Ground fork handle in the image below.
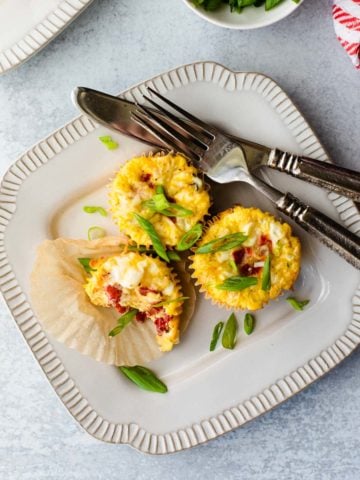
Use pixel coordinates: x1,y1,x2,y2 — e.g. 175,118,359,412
276,192,360,269
268,149,360,202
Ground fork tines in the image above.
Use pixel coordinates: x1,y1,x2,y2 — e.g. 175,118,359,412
131,87,215,162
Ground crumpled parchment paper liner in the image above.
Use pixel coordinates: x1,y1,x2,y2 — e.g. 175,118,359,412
30,236,195,366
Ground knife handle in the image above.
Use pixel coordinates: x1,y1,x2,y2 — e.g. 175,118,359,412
268,149,360,202
276,192,360,269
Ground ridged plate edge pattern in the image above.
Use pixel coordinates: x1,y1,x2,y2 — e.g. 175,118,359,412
0,0,94,75
0,62,359,454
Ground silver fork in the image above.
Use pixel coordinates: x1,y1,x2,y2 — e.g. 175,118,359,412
131,87,360,270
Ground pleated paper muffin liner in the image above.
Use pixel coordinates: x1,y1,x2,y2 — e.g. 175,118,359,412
31,236,195,366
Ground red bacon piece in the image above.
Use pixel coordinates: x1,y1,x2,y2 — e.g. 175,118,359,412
105,285,121,305
140,172,154,188
139,286,159,296
154,314,172,335
148,306,162,316
233,248,245,265
105,285,127,314
140,173,151,182
135,311,147,323
259,234,272,251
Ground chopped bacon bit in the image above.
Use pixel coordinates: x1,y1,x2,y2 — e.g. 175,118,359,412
139,286,159,296
136,311,147,323
105,285,127,313
240,264,261,277
148,306,162,316
232,236,272,276
259,234,272,251
233,248,245,265
154,314,172,335
147,306,173,335
140,172,151,183
117,305,128,314
105,285,121,305
139,173,154,188
259,234,268,245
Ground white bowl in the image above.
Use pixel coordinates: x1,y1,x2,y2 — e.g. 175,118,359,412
182,0,303,30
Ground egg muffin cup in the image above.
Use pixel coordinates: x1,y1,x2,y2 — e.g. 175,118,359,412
190,206,301,311
84,250,185,352
109,152,211,247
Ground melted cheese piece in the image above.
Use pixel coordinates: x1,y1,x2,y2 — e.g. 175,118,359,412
107,254,146,289
216,251,232,263
269,221,285,246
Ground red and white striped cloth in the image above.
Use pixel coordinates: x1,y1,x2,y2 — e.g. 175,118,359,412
333,0,360,69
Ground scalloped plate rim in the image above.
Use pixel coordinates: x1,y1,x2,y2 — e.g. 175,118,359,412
0,0,95,76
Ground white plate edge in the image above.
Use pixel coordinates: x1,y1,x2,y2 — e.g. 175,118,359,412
0,61,359,454
0,0,95,75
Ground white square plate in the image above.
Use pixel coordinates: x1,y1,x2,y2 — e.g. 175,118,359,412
1,62,359,454
0,0,94,75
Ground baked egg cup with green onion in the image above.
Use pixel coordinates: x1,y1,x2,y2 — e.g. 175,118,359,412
109,152,211,247
190,206,301,311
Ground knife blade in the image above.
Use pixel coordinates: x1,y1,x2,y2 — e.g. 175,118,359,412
73,86,270,164
73,87,164,148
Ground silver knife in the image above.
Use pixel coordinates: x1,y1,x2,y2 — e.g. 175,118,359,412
73,87,360,202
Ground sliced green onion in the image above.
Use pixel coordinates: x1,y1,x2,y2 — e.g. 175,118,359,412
191,0,294,13
222,313,238,350
177,223,203,251
99,135,118,150
196,232,247,254
126,245,152,253
108,309,138,337
154,296,189,307
143,185,193,217
261,255,271,291
119,365,167,393
209,321,224,351
229,258,238,273
191,0,223,10
216,276,258,291
133,213,169,262
244,313,255,335
145,193,169,212
155,185,165,195
287,297,310,311
265,0,283,11
167,251,181,261
83,205,107,216
162,204,193,217
87,226,106,240
126,244,180,261
78,257,96,274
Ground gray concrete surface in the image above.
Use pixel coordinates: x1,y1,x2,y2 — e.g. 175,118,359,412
0,0,359,478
